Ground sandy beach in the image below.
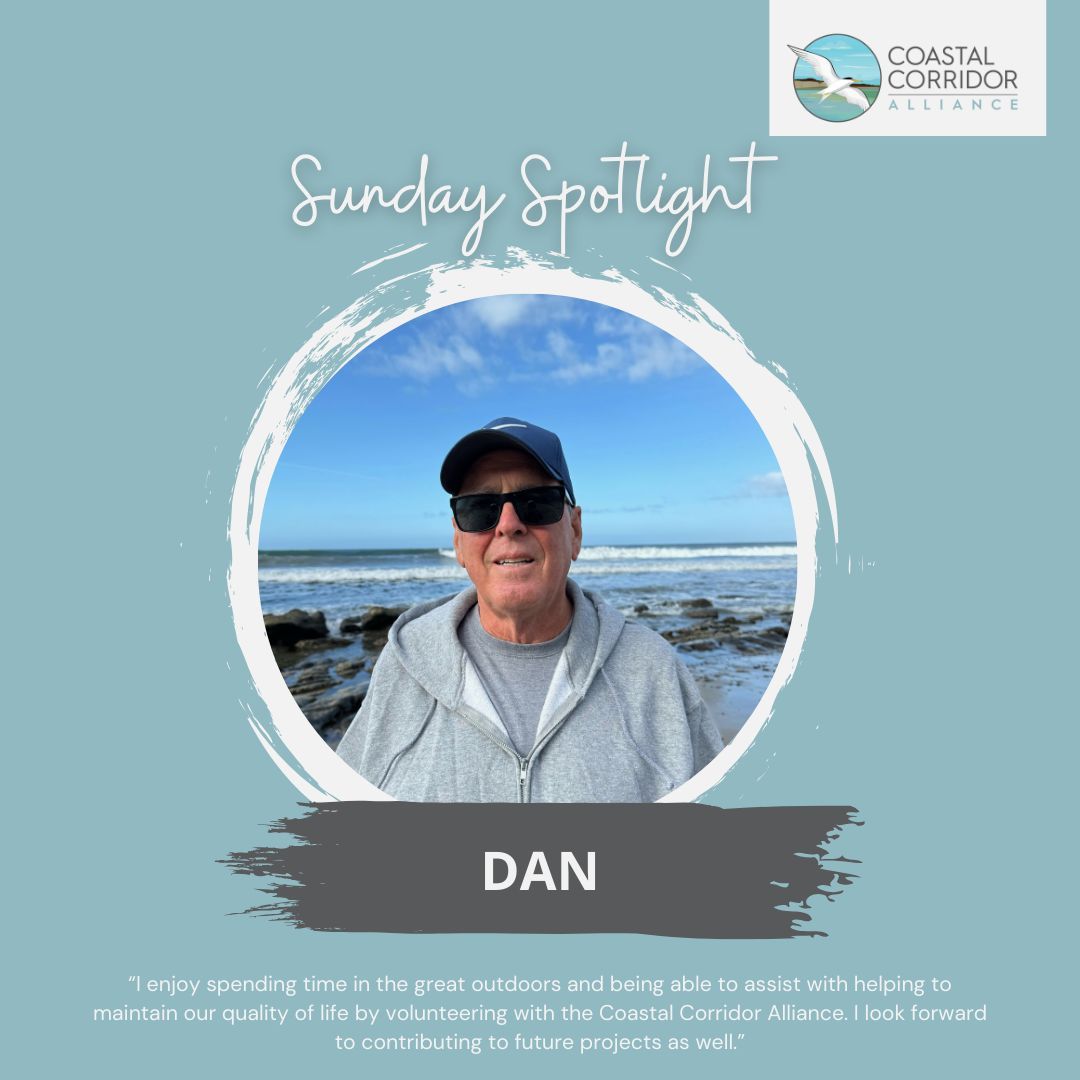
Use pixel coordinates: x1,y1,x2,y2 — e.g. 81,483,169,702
700,678,773,744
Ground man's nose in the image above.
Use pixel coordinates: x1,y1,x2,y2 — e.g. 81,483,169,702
495,498,527,534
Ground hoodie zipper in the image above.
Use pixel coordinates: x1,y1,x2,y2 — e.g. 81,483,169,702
515,692,584,802
516,644,594,802
455,709,530,802
457,695,582,803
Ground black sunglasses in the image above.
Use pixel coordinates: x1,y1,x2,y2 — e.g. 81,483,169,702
451,485,571,533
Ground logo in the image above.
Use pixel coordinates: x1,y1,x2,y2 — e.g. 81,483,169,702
769,1,1044,136
789,34,881,122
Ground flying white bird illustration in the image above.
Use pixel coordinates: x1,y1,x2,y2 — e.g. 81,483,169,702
788,44,871,112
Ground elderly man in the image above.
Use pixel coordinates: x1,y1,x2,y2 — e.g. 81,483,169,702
337,417,723,802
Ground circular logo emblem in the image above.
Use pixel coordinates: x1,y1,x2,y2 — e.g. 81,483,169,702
789,34,881,122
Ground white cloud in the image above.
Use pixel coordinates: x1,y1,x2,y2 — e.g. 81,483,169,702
586,503,664,515
368,298,705,390
709,472,789,500
545,328,575,362
743,471,787,497
547,341,620,383
366,333,485,381
467,295,538,332
548,325,701,383
623,335,701,381
451,294,587,336
592,312,628,336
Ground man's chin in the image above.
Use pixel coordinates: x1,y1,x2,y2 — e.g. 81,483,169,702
479,581,558,617
486,587,543,613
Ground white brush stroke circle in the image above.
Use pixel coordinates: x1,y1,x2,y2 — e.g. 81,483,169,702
228,254,837,803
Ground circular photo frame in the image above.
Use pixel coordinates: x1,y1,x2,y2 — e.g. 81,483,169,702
228,256,836,803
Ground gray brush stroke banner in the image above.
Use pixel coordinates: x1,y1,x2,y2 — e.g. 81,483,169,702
223,804,860,937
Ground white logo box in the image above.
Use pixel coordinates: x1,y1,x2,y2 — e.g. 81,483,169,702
769,0,1046,136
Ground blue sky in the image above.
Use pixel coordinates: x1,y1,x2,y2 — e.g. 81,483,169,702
261,296,795,549
794,34,881,85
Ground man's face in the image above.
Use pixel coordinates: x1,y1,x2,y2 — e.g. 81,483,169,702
452,449,583,628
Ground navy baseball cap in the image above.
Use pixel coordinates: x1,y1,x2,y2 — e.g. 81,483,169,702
440,417,576,505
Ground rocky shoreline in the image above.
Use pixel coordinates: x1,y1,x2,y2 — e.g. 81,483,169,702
265,599,791,750
265,605,407,748
649,598,791,654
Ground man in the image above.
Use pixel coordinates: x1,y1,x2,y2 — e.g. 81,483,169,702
337,417,723,802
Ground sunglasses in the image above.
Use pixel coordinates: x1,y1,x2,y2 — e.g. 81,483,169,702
451,485,571,533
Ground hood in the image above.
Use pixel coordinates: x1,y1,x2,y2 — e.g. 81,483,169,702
385,577,626,713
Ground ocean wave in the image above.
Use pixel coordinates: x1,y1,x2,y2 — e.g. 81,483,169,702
577,544,794,560
574,560,792,575
260,565,470,585
259,558,793,585
437,544,795,561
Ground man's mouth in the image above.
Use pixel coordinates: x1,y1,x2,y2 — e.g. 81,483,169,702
495,557,534,566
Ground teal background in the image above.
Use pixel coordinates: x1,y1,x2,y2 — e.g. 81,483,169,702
8,2,1074,1076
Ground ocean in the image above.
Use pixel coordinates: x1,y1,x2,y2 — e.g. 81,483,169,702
259,542,797,690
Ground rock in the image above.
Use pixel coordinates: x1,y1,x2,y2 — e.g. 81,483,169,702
361,629,391,652
290,662,335,695
633,603,649,613
301,678,370,731
687,605,719,620
662,619,739,646
341,606,407,634
264,609,328,647
733,627,787,652
334,657,366,679
734,638,770,654
272,635,353,671
677,598,722,619
293,635,351,655
662,612,788,654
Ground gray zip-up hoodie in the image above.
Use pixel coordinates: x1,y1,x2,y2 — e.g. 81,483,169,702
337,578,724,802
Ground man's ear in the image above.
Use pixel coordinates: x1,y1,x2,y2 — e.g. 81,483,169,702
570,505,583,561
452,519,466,567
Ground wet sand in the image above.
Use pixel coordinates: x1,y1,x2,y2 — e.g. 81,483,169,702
700,678,770,744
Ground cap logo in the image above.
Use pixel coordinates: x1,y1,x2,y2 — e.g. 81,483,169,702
487,423,528,430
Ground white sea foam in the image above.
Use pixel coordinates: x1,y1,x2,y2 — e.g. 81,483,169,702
259,558,793,585
576,544,794,560
260,565,470,584
436,544,794,561
573,559,791,575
